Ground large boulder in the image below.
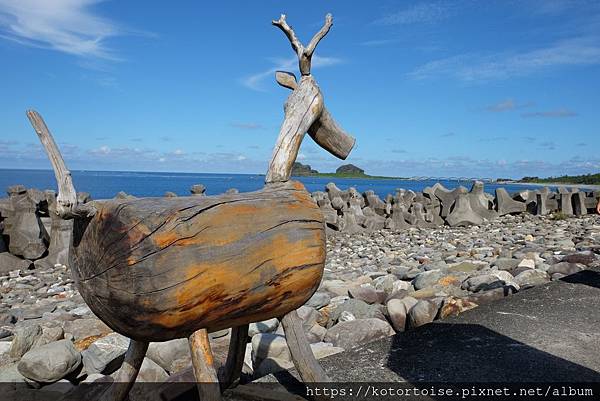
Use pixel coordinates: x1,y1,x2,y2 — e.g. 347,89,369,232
324,318,395,349
446,194,484,227
146,338,190,373
82,333,130,374
0,252,33,275
495,188,526,216
17,339,81,383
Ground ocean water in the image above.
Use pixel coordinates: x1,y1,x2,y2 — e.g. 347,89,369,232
0,169,568,200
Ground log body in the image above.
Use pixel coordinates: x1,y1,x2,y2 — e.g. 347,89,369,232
71,181,325,341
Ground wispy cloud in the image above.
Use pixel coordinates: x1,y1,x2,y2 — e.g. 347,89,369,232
242,55,343,91
521,108,578,118
230,122,264,130
440,132,456,137
486,99,515,112
0,0,126,60
409,37,600,82
373,3,450,26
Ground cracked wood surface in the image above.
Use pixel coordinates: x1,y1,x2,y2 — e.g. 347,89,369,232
71,181,326,341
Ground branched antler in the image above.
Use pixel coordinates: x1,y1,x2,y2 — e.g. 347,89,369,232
305,13,333,57
272,13,333,75
272,14,303,56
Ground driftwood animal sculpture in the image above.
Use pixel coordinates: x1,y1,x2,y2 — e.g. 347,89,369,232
28,13,354,401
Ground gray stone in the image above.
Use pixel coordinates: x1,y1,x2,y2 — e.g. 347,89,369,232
18,339,81,383
146,338,190,373
330,299,386,327
9,324,42,358
190,184,206,195
254,357,294,378
572,192,587,216
248,318,279,337
407,300,439,329
305,292,330,309
496,188,526,216
513,269,550,288
0,363,27,384
547,262,584,276
434,184,468,217
563,252,596,266
492,258,520,271
348,285,385,304
0,252,33,275
296,306,320,330
82,332,130,374
306,324,327,343
62,318,112,341
462,274,504,292
446,194,484,227
412,270,445,290
251,333,290,368
558,192,573,216
324,318,395,350
386,298,408,332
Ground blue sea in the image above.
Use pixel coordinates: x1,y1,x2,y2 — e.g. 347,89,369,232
0,169,567,200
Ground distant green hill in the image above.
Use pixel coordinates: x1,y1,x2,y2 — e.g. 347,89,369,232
520,173,600,185
291,162,403,180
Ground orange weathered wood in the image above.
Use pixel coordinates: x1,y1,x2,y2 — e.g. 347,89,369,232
71,181,326,341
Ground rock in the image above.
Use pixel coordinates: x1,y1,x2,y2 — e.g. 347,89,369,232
134,357,169,382
321,279,349,296
386,299,408,332
407,300,440,329
513,269,550,288
329,299,386,327
43,379,76,394
310,342,344,359
82,332,130,374
248,318,279,337
34,326,64,348
339,311,356,322
296,306,320,330
190,184,206,195
446,194,484,227
63,318,112,341
0,252,33,274
563,251,596,266
517,258,536,269
495,188,526,216
0,341,12,358
305,292,330,309
324,318,395,349
306,323,327,343
492,258,520,271
547,262,584,276
254,357,294,378
251,333,290,368
448,261,481,274
412,270,445,290
439,297,478,319
348,285,385,304
462,274,504,292
17,339,81,383
146,338,190,373
164,191,177,197
0,363,27,384
9,324,42,358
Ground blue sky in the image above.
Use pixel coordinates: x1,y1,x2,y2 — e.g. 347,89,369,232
0,0,598,179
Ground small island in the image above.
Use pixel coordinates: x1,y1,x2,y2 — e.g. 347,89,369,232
519,173,600,186
291,162,401,179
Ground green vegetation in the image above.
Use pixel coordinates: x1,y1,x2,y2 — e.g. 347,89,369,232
291,162,403,180
520,173,600,185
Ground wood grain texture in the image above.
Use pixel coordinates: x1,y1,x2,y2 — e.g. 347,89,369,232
98,339,148,401
71,181,325,341
189,329,221,401
266,76,324,183
219,324,248,390
280,310,329,382
27,110,97,219
275,71,355,160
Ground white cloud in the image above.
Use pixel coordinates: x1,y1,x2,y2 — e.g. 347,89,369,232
242,55,343,91
521,108,578,118
409,37,600,82
0,0,121,59
373,3,450,26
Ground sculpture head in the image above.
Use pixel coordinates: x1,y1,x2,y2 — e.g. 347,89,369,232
265,14,356,184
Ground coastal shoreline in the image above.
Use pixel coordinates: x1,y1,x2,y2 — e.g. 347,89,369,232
511,181,600,190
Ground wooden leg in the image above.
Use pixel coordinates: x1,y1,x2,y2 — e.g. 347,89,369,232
189,329,221,401
218,324,248,390
280,310,329,382
99,339,148,401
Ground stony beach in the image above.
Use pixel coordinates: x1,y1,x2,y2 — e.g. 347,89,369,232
0,211,598,398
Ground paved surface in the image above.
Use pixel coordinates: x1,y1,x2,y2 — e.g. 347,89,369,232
224,268,600,401
224,268,600,399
